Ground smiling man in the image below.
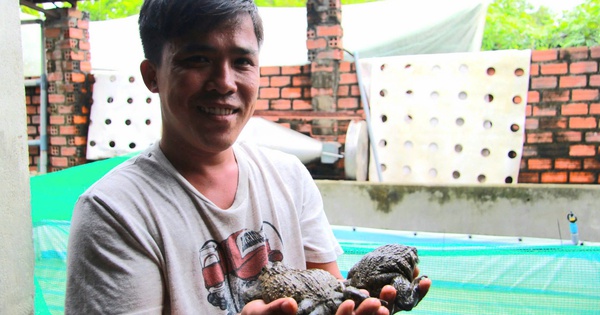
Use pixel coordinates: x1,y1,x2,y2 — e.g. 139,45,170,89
64,0,429,314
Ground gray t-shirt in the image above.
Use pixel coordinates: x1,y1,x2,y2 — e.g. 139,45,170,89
65,142,342,314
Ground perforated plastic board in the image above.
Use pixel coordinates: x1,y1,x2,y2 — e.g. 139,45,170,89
86,71,162,160
364,50,531,184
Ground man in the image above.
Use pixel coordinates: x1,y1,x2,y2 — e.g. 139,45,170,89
65,0,430,314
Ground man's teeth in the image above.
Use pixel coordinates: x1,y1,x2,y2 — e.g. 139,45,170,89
200,107,235,115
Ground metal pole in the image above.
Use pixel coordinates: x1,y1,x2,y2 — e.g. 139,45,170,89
354,51,383,182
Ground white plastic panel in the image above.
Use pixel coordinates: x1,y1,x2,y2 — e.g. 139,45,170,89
364,50,531,184
86,71,162,160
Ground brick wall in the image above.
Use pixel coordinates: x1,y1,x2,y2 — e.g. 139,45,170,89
256,61,363,179
519,46,600,184
26,84,41,172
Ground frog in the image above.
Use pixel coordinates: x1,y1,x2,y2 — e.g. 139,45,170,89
344,244,425,312
243,261,372,315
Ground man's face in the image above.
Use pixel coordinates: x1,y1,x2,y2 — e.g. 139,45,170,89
147,14,260,155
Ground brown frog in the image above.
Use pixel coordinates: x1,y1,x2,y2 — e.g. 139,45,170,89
244,244,423,314
243,261,372,315
344,244,425,312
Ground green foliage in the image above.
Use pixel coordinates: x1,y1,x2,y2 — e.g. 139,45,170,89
20,0,599,49
482,0,600,50
76,0,143,21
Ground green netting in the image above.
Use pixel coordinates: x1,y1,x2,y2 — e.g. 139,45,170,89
30,153,134,223
31,155,600,314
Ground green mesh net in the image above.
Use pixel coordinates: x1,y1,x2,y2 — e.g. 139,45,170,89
31,155,600,314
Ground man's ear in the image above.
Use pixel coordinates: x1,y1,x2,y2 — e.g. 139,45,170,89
140,59,159,93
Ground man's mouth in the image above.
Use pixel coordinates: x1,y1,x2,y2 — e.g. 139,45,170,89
198,107,237,115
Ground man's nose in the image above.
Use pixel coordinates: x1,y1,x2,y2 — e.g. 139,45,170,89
207,63,237,95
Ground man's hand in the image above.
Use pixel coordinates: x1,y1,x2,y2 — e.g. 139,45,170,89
240,297,298,315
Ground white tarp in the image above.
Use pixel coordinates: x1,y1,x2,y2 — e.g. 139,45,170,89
80,0,489,72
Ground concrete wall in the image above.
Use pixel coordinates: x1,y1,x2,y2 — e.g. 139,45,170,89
317,180,600,242
1,1,35,314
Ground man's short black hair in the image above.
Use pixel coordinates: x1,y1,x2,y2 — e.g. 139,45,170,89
138,0,264,65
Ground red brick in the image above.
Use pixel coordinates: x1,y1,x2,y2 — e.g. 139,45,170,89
292,75,311,87
260,66,280,75
49,137,67,146
337,85,350,96
281,87,302,98
559,75,587,88
570,144,596,156
532,105,557,116
562,103,588,115
585,131,600,142
316,25,343,37
556,131,582,142
527,91,539,103
591,46,600,58
539,117,567,129
339,62,352,72
590,75,600,87
316,49,343,60
555,158,581,170
527,132,552,143
259,76,269,87
281,66,302,75
530,64,539,76
51,156,69,167
570,117,597,129
61,146,77,156
292,99,313,111
528,158,552,170
270,76,291,87
67,8,83,18
49,115,65,125
306,38,327,50
255,99,269,110
583,157,600,170
77,19,89,30
44,28,62,39
525,118,539,130
259,88,279,99
540,63,568,75
73,115,88,124
561,47,589,60
59,125,78,135
271,99,291,110
518,172,539,183
79,40,91,51
572,89,599,101
570,61,598,74
337,97,359,109
541,172,567,183
570,172,595,183
311,87,334,97
542,90,570,102
531,76,557,89
350,85,361,96
590,103,600,114
65,28,84,39
339,73,357,85
532,49,558,62
48,94,65,104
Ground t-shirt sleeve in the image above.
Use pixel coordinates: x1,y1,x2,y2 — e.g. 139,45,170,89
65,193,164,315
295,163,344,264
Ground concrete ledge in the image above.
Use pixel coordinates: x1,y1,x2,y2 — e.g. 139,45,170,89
316,180,600,242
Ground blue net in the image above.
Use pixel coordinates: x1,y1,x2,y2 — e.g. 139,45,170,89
31,156,600,314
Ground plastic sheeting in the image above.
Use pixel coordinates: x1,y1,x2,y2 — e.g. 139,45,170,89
83,0,489,71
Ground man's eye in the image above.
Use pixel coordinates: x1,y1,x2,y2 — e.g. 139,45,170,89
235,58,253,66
184,56,209,64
